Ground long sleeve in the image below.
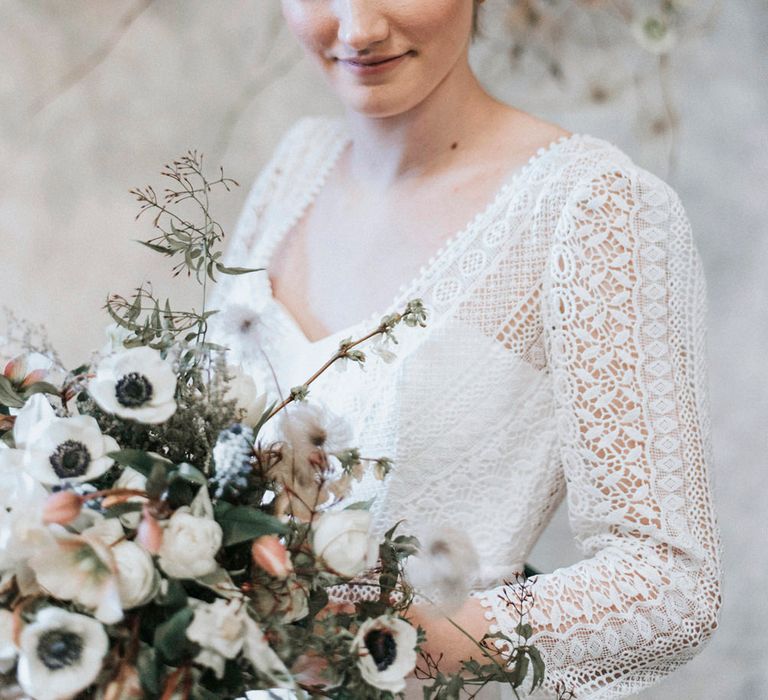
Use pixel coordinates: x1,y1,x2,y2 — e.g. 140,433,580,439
476,166,723,698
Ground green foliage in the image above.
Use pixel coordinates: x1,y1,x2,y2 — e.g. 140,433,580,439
214,502,289,546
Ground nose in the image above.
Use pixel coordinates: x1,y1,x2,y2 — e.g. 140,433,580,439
335,0,389,51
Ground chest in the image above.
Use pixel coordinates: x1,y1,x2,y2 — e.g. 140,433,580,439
268,157,513,342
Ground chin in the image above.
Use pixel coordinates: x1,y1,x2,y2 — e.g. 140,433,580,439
334,83,427,120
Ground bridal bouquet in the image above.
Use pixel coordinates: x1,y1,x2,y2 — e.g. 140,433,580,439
0,154,544,699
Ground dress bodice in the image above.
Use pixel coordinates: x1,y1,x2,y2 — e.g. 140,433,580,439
211,116,722,699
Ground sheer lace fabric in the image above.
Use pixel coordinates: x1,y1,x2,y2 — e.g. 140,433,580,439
210,117,722,699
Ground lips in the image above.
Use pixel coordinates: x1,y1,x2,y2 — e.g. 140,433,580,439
339,53,408,66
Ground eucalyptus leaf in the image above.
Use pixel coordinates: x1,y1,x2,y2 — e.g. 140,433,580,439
153,607,194,663
217,506,288,547
0,376,24,408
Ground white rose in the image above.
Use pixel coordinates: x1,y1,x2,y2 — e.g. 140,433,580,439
0,609,17,673
350,615,418,694
312,509,378,578
113,541,160,609
158,510,223,579
186,599,245,678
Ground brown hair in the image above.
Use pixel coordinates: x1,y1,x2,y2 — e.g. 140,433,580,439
472,1,481,40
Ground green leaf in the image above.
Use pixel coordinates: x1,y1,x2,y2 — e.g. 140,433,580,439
214,263,263,276
515,622,533,640
20,381,61,399
155,578,188,609
153,607,194,663
108,449,173,478
138,240,174,255
137,648,163,694
0,376,24,408
172,462,207,486
166,477,195,508
217,506,288,547
344,499,374,512
103,502,144,520
146,462,169,500
527,645,546,690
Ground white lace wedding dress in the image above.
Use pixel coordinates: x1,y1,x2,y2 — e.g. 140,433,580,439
210,116,722,699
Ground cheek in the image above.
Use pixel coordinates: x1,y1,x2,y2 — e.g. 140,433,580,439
397,0,470,44
281,2,337,56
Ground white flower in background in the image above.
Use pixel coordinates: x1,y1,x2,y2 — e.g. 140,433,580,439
186,598,293,686
113,540,160,609
0,608,17,673
19,412,119,485
186,598,247,679
17,607,108,700
113,466,148,528
29,519,123,624
312,509,379,578
369,338,397,364
12,393,56,448
102,322,132,355
350,615,418,693
631,13,678,54
89,346,177,424
0,447,49,578
226,365,268,428
220,303,262,346
158,508,223,579
403,526,480,616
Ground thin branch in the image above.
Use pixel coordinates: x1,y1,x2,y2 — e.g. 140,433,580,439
30,0,156,116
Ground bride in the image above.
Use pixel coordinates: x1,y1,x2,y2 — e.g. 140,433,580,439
212,1,722,697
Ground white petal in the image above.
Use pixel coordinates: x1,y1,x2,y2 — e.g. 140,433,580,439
13,394,56,448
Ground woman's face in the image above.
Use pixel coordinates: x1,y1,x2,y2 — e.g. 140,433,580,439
280,0,475,118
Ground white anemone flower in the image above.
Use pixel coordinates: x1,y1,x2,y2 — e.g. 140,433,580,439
28,520,124,624
403,526,480,616
89,346,177,424
350,615,418,694
17,607,109,700
19,413,119,485
0,609,17,673
0,446,50,579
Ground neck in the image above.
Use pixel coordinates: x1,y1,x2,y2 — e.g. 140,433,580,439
342,53,503,189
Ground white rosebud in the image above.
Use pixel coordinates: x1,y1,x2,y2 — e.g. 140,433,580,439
113,541,160,609
312,509,379,578
186,598,246,679
89,346,177,424
0,609,18,673
350,615,418,693
226,365,268,428
158,509,223,579
17,607,109,700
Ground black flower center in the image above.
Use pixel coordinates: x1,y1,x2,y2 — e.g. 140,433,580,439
364,628,397,672
115,372,153,408
37,629,83,670
49,440,92,479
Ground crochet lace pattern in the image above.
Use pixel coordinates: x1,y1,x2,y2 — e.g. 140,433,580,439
209,117,722,699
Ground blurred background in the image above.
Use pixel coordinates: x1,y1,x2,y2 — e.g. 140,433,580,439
0,1,765,697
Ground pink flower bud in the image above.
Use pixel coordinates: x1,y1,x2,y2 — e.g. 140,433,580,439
42,491,82,525
136,507,163,554
251,535,293,580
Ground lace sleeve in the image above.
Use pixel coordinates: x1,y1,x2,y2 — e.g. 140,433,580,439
475,167,723,698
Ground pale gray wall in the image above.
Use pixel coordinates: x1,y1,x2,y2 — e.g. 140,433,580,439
1,2,765,697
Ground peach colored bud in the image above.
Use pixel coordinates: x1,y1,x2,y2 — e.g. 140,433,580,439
251,535,293,580
136,506,163,554
42,491,82,525
291,651,331,688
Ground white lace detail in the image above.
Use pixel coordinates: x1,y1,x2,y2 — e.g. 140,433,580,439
209,117,722,699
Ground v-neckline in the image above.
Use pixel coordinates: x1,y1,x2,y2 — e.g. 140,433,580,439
261,120,582,347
